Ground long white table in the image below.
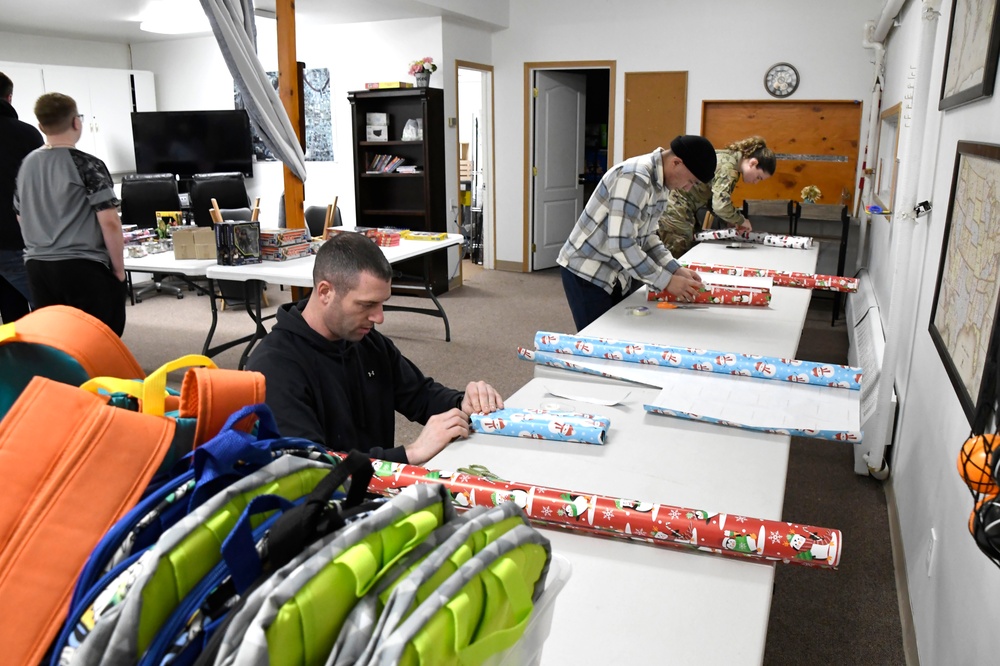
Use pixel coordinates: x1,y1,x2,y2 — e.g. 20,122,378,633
432,239,820,665
204,234,463,368
123,234,463,368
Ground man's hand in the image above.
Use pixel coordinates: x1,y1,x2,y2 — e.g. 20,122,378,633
461,380,504,415
403,408,471,465
739,218,753,232
666,267,703,302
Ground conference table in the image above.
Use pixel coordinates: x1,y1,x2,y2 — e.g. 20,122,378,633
429,239,821,665
124,233,463,368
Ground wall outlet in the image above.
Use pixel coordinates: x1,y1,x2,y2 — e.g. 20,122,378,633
925,527,938,577
449,198,458,211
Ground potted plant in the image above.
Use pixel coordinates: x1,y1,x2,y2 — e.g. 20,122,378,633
409,57,437,87
800,185,822,204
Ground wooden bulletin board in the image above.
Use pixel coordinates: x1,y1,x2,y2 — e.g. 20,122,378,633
623,72,687,160
701,100,864,210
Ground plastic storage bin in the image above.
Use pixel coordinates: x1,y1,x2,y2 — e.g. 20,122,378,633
488,553,572,666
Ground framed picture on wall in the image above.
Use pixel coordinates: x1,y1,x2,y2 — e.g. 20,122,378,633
939,0,1000,110
928,141,1000,424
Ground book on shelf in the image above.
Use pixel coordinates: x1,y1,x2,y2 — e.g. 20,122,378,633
395,165,421,174
364,81,414,89
365,154,406,173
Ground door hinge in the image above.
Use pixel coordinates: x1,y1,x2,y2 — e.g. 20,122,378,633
533,87,538,98
531,243,537,253
532,166,538,177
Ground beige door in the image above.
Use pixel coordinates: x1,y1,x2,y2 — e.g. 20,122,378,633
623,72,687,159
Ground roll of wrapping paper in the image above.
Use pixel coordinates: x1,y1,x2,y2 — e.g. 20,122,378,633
646,284,772,306
343,454,842,569
695,228,813,249
531,331,863,390
470,407,610,445
682,261,859,293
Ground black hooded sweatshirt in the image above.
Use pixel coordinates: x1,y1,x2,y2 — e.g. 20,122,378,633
0,99,44,251
246,300,464,462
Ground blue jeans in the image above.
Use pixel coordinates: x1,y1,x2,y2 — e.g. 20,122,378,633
560,267,638,332
0,249,32,322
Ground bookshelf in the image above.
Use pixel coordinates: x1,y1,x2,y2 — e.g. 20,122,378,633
348,88,448,294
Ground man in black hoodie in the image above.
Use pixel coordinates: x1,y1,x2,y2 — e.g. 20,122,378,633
0,72,43,323
247,232,504,465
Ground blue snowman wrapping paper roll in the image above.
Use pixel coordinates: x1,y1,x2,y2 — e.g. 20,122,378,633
470,407,610,445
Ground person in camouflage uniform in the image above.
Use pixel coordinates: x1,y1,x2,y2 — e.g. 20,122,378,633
657,136,776,256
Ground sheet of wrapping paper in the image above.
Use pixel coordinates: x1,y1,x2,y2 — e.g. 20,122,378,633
343,454,842,569
647,283,772,306
695,227,813,249
470,407,610,445
532,331,863,390
684,261,859,293
518,349,862,442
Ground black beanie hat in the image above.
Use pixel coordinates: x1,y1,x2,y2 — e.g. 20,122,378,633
669,135,717,183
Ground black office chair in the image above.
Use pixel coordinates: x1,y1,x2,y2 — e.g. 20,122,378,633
188,172,251,227
304,201,342,238
792,202,852,325
119,173,184,302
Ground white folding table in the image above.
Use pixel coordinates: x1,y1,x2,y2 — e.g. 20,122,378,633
204,234,463,368
431,239,822,665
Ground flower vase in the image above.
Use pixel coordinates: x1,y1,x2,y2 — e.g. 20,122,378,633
415,71,431,88
803,198,815,204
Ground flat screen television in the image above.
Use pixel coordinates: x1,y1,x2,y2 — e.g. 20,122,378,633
131,110,254,179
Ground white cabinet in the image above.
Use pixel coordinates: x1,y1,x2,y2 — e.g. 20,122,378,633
0,61,156,174
43,65,156,174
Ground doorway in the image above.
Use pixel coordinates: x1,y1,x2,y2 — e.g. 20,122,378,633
455,61,495,273
524,61,615,272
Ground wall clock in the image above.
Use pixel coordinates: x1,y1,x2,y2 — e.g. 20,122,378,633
764,63,799,98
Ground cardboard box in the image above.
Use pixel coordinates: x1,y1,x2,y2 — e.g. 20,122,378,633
261,241,311,261
259,227,308,247
215,220,261,266
172,227,215,260
366,125,389,141
365,112,388,125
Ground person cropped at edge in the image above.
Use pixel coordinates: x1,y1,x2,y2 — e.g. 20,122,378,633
15,92,127,335
658,136,777,257
0,71,44,323
557,134,717,332
246,232,504,466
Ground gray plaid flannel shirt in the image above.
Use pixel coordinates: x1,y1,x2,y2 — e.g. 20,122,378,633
557,148,681,295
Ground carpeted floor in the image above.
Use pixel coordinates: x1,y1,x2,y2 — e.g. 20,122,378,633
121,260,905,664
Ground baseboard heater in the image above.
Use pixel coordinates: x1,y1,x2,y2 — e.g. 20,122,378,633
846,268,897,476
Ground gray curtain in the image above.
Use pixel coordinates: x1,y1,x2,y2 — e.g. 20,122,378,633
199,0,307,181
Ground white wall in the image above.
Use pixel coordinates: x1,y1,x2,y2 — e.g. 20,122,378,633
0,29,130,68
872,1,1000,663
489,0,883,265
130,18,445,228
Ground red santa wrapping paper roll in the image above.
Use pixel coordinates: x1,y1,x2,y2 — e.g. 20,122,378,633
348,454,842,569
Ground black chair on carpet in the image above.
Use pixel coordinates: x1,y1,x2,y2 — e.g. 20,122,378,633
119,173,184,302
188,172,251,227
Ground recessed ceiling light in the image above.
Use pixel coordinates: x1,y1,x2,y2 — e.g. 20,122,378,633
138,0,210,35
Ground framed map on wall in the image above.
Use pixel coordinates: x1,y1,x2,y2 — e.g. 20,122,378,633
928,141,1000,424
939,0,1000,110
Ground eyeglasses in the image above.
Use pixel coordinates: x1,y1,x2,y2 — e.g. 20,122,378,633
76,113,85,123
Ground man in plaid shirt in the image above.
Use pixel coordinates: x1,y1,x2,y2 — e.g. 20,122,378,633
557,135,717,331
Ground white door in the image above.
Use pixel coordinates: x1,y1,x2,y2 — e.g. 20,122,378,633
531,71,586,270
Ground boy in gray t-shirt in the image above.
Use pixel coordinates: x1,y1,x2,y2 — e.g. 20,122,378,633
15,92,126,335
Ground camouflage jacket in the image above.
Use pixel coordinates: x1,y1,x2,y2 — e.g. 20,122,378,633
657,149,745,255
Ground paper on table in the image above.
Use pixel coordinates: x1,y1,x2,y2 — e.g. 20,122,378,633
698,274,773,290
647,369,860,432
543,382,632,406
528,353,861,439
